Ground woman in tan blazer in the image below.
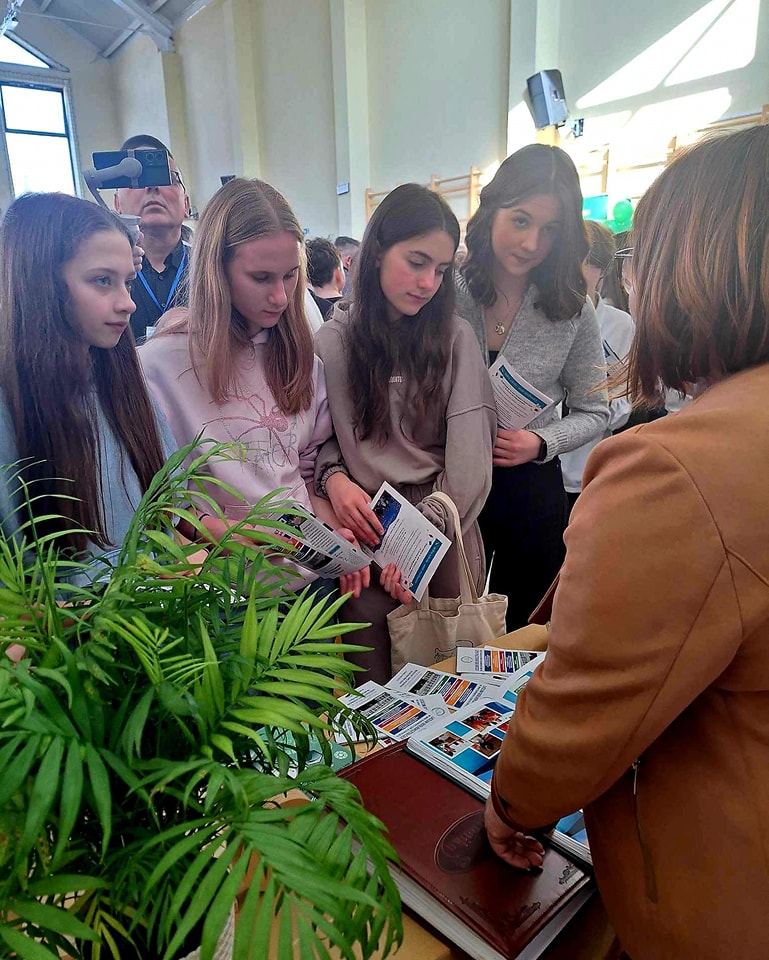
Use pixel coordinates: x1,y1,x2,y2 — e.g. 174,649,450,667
485,125,769,960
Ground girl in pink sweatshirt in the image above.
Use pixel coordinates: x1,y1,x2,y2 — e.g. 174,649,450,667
140,177,367,597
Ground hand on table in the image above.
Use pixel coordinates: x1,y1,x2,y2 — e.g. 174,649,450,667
492,429,543,467
484,796,545,871
326,473,384,548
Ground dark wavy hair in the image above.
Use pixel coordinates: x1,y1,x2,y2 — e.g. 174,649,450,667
0,193,166,554
461,144,587,320
348,184,460,443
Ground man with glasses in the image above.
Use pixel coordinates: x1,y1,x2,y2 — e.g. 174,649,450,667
114,134,191,341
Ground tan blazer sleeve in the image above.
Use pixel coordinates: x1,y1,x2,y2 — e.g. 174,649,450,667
491,429,744,830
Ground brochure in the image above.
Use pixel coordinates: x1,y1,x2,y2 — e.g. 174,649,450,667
455,647,541,675
362,482,451,600
488,357,555,430
335,680,439,743
405,654,592,867
267,504,369,579
388,663,495,710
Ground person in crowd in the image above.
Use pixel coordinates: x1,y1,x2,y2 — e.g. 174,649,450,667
0,193,175,583
485,125,769,960
561,220,634,510
598,228,630,313
334,235,360,297
306,237,345,319
139,177,368,598
456,143,609,630
114,134,191,342
315,184,496,682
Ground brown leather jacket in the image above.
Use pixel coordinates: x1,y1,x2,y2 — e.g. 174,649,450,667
491,364,769,960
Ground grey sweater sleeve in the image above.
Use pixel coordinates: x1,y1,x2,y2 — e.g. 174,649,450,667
532,300,610,461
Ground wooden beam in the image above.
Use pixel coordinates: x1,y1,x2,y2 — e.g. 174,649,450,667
101,0,168,58
105,0,173,51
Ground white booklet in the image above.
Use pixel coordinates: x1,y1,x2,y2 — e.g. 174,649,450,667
489,357,555,429
455,647,542,675
405,654,592,867
362,482,450,601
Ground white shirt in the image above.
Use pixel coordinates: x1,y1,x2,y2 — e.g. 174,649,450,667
561,298,635,493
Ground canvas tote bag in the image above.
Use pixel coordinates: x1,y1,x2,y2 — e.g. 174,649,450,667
387,492,508,674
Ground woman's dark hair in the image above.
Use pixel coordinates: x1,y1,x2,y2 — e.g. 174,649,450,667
0,192,166,554
629,125,769,400
348,183,460,443
461,144,587,320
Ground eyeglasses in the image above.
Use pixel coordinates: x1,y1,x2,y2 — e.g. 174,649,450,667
615,247,634,295
171,170,186,191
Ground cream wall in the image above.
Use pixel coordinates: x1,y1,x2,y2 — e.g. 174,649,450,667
111,33,170,149
366,0,510,190
252,0,338,236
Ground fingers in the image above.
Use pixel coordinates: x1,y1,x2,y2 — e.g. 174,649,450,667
380,564,413,603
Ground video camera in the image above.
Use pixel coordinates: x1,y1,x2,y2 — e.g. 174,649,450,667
82,149,174,242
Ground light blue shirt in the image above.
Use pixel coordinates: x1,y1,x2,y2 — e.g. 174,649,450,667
0,391,176,585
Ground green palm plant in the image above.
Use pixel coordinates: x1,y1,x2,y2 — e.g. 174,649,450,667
0,444,402,960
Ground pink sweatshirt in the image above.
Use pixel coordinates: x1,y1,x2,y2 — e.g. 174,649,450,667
139,329,332,516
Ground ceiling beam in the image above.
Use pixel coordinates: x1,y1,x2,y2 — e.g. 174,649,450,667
1,0,25,37
101,0,168,58
173,0,216,27
39,0,51,11
19,0,105,57
105,0,173,51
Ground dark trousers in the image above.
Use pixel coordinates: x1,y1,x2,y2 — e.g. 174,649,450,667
479,459,568,631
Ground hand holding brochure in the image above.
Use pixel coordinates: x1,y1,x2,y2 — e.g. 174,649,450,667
362,482,450,600
267,504,369,579
489,357,555,429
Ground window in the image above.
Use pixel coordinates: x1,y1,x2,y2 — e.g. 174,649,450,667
1,83,76,195
0,35,50,69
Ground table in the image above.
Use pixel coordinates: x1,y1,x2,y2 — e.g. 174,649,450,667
380,624,620,960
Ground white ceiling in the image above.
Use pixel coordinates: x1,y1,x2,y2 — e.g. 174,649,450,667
11,0,215,59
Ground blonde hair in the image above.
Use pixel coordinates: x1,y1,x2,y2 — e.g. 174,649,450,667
157,178,314,414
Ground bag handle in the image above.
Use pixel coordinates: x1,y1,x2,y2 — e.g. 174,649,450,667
420,491,478,607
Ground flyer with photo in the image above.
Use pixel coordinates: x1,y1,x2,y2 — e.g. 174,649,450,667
388,663,496,710
455,647,542,675
267,505,369,579
488,357,555,430
335,680,440,743
362,482,451,601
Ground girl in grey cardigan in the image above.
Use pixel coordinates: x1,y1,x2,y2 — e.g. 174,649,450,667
456,144,609,629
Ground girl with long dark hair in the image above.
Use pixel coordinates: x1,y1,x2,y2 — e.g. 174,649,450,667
0,192,172,581
315,184,496,682
457,144,609,628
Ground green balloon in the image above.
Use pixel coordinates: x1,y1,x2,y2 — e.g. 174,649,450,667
613,199,633,225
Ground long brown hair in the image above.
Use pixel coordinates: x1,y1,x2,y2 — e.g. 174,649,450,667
0,193,166,554
629,125,769,401
157,178,314,414
461,144,587,320
347,184,460,443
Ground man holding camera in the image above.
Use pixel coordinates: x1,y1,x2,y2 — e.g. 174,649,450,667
114,134,191,342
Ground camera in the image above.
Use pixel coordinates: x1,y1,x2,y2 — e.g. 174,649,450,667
90,149,172,190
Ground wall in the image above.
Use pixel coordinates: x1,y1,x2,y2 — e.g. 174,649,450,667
558,0,769,155
175,0,236,210
253,0,338,236
13,17,120,192
110,33,170,148
366,0,510,190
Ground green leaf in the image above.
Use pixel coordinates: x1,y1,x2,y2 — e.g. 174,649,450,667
52,737,85,867
0,925,61,960
0,734,41,806
85,743,112,857
18,734,64,862
6,900,99,942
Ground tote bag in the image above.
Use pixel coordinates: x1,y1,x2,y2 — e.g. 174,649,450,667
387,492,508,674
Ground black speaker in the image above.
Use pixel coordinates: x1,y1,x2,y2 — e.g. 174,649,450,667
526,70,569,129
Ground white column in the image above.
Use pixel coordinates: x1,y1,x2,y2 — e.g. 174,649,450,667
223,0,262,180
330,0,370,239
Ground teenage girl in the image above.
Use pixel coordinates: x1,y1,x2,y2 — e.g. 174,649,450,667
139,177,368,597
561,220,635,509
456,144,609,629
314,183,497,682
0,193,174,582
